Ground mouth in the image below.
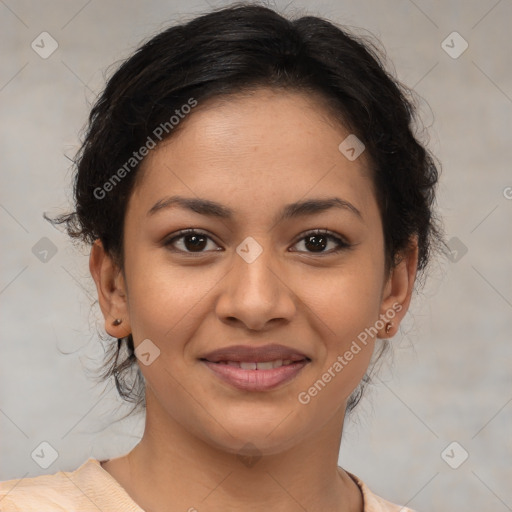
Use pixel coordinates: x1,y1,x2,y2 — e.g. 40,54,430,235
205,359,307,369
199,344,312,391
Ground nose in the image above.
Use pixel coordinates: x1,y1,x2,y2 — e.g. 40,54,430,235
215,243,297,331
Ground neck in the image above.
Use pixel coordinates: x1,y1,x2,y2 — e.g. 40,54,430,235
104,391,362,512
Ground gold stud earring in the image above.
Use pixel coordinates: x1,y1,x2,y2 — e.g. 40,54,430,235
385,322,393,334
112,318,123,326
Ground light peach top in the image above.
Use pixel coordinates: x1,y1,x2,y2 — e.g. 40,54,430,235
0,458,417,511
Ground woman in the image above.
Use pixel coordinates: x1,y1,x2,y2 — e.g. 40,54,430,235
0,3,444,511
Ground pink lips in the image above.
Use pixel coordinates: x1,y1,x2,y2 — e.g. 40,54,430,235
200,343,311,391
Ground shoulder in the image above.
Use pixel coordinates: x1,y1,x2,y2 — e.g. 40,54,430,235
0,458,141,512
346,471,419,512
0,467,81,511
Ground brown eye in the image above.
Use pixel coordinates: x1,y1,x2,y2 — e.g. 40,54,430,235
164,229,221,253
291,230,351,255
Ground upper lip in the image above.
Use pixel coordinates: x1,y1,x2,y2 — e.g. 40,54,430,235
200,344,311,363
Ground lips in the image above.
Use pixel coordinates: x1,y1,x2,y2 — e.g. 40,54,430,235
199,344,311,391
217,360,296,370
200,343,311,364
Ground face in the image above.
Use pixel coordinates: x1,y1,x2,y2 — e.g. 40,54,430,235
91,88,416,456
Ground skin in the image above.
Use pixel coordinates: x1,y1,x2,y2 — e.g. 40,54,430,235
90,88,418,512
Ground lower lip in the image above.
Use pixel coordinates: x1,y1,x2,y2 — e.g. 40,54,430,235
202,360,309,391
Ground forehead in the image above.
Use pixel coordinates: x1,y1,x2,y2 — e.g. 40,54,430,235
130,88,376,223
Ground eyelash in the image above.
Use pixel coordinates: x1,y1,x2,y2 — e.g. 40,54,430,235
163,228,351,256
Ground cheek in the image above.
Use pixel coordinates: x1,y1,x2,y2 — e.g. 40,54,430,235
315,257,383,339
306,258,383,391
293,293,379,426
124,251,222,347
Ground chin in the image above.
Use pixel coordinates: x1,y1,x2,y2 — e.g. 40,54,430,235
197,412,310,457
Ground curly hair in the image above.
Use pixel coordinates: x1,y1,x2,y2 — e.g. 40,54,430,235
47,2,445,417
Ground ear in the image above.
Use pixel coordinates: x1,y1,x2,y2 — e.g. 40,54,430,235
89,239,131,339
378,236,419,338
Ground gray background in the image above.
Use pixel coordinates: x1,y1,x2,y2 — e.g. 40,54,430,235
1,1,511,511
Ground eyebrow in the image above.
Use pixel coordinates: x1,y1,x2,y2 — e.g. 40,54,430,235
147,195,363,224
